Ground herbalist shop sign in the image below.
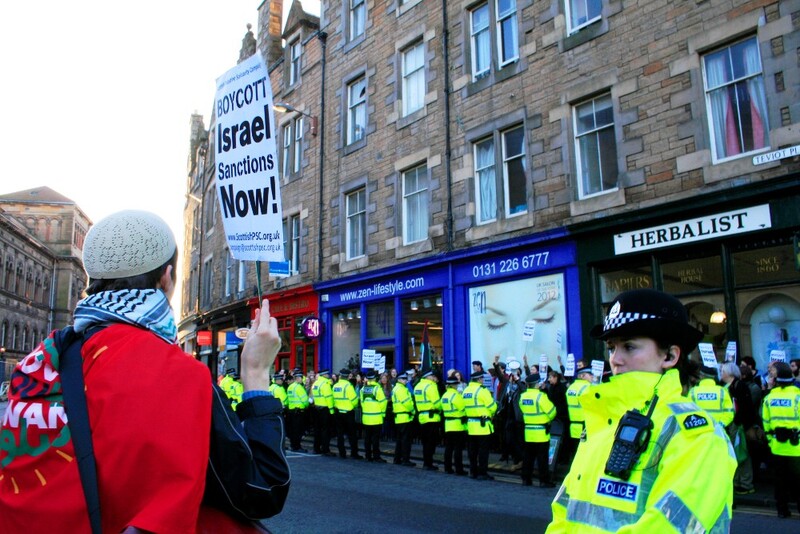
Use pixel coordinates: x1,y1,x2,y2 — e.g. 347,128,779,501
614,205,772,255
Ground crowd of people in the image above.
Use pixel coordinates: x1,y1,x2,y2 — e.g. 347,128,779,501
217,350,602,488
217,290,800,527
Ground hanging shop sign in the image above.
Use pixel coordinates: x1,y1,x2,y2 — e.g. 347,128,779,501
197,330,213,346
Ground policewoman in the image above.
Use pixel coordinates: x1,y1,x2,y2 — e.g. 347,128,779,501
760,361,800,518
547,289,736,532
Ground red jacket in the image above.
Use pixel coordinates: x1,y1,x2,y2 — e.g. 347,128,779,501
0,324,212,534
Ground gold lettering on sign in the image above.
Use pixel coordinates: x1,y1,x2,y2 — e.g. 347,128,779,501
755,256,780,273
604,276,651,294
677,268,703,285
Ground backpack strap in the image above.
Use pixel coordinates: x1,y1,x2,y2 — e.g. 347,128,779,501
57,326,102,534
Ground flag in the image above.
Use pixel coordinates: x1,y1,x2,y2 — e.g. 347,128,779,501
420,320,432,374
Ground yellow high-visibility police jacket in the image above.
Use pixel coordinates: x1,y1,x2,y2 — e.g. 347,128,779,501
689,378,734,428
269,383,288,407
392,382,415,424
547,370,736,533
414,377,442,424
311,376,334,413
566,378,591,439
519,388,556,443
761,384,800,457
333,379,359,413
442,388,467,432
286,381,309,410
462,381,497,436
221,376,243,409
360,380,387,426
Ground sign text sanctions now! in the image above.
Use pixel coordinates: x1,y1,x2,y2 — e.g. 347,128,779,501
213,54,284,262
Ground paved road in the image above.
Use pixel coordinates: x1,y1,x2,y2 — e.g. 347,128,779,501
262,451,799,533
262,451,553,533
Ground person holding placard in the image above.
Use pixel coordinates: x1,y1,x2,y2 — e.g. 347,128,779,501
548,289,736,533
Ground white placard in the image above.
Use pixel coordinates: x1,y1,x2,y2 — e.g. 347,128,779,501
361,349,376,369
564,353,575,377
375,354,386,374
770,350,787,363
725,342,737,362
698,343,718,369
539,354,549,381
522,320,536,341
213,53,284,261
591,360,605,381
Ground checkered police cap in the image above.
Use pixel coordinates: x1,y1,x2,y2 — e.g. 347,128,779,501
590,289,703,352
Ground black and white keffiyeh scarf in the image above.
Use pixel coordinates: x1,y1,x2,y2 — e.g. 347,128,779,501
73,289,178,344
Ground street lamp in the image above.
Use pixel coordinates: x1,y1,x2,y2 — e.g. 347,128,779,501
274,102,318,136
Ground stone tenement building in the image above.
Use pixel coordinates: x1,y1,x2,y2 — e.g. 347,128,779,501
0,187,89,366
181,0,800,379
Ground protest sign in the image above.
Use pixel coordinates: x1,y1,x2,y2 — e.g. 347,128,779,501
213,53,284,262
564,353,575,377
591,360,604,381
538,354,548,382
361,349,376,369
770,349,787,363
522,320,536,341
698,343,718,369
724,342,737,362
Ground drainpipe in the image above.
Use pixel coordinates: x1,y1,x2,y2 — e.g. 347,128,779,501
317,31,328,281
441,0,454,251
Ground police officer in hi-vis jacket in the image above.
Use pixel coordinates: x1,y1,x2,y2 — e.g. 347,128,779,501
463,370,497,480
548,289,736,533
761,361,800,518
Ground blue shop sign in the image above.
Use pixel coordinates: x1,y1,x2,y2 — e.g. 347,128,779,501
454,241,575,285
324,267,448,307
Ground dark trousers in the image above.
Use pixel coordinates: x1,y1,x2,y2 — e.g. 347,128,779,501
503,418,522,463
522,440,551,484
772,454,800,515
420,422,439,467
286,408,307,450
335,410,359,457
468,434,491,476
444,430,467,472
313,407,332,453
394,422,412,464
363,424,382,460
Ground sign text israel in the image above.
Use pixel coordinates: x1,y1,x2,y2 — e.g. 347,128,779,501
214,54,283,262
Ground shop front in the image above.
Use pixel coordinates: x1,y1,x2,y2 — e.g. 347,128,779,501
574,176,800,372
315,230,582,375
251,285,320,373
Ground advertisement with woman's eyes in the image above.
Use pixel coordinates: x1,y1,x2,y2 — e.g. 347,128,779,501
468,273,567,370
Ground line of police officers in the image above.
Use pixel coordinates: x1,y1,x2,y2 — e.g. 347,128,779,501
218,354,800,517
219,362,581,486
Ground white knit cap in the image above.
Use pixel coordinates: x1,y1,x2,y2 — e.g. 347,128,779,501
83,210,177,279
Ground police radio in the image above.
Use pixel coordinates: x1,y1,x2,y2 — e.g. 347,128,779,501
604,395,658,481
